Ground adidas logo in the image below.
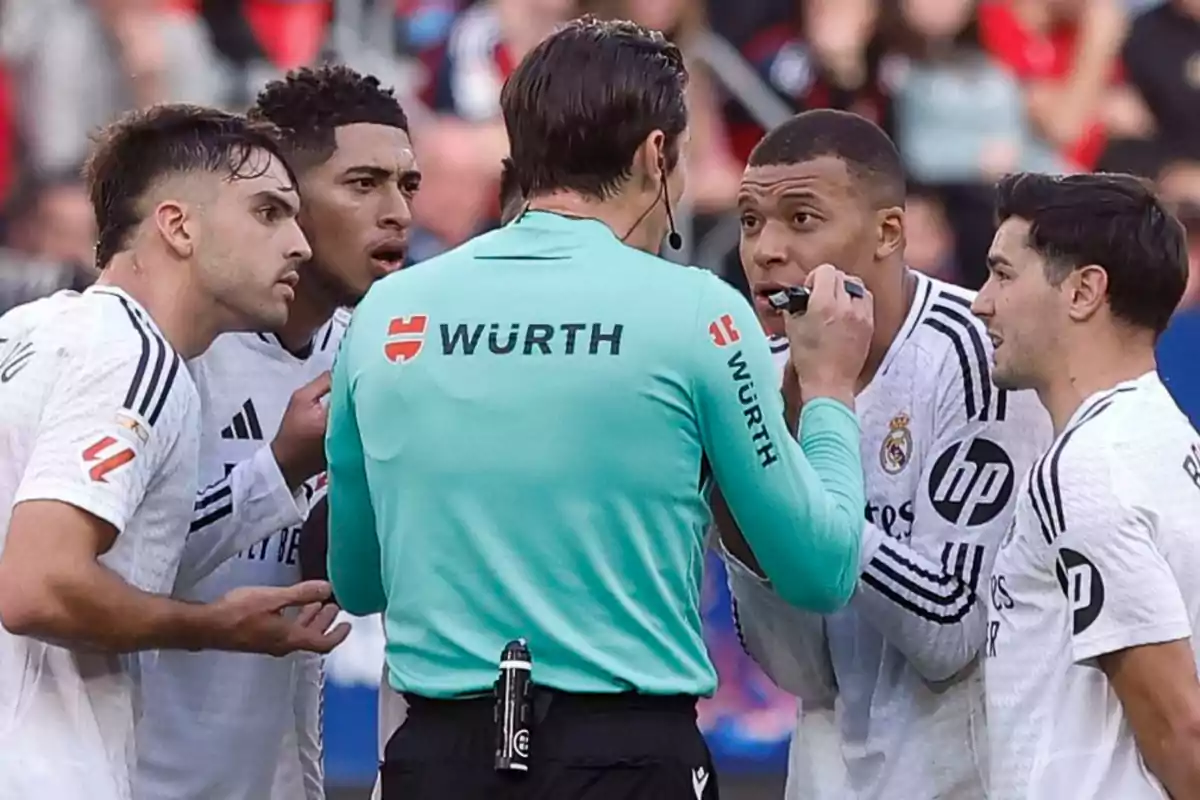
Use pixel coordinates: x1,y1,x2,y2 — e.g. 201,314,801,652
221,399,263,440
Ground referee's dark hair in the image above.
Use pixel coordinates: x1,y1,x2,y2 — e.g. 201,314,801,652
84,104,291,271
501,15,689,201
995,172,1188,335
748,110,906,209
249,65,409,170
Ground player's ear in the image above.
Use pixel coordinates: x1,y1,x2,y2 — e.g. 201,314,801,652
1065,263,1109,322
875,205,904,261
152,199,194,260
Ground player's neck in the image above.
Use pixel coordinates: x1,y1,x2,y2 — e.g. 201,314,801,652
860,266,916,388
276,280,337,354
95,256,220,359
1038,333,1157,434
528,191,665,254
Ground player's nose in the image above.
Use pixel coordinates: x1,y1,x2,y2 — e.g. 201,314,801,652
285,219,313,263
750,220,790,270
970,285,992,319
379,184,414,232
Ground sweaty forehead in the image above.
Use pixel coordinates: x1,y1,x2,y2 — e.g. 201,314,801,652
323,123,417,174
739,156,857,204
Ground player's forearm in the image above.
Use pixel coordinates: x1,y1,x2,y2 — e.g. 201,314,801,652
856,528,987,681
177,446,305,590
1138,727,1200,797
0,559,220,653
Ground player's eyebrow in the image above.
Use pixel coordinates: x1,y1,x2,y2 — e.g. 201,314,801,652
986,253,1011,270
342,165,421,181
251,188,300,216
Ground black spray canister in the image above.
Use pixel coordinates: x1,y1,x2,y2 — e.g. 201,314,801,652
493,638,534,774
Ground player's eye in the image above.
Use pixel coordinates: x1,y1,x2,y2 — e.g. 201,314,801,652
792,212,815,227
256,205,281,223
739,213,760,231
402,177,422,195
350,177,376,192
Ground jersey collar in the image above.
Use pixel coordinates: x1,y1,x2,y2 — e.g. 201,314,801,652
86,284,168,340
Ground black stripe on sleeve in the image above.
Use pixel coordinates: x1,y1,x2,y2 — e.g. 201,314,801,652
922,318,978,420
861,541,984,624
928,296,992,420
116,301,151,411
113,297,180,427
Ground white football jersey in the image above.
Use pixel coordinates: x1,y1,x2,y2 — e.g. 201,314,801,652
725,272,1052,799
986,372,1200,800
0,286,199,800
134,313,347,800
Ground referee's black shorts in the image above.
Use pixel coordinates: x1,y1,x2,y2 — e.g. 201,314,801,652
380,690,720,800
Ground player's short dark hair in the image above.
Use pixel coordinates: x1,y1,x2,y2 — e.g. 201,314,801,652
995,171,1188,334
748,110,906,208
248,65,409,169
498,157,525,225
501,15,688,201
85,103,291,271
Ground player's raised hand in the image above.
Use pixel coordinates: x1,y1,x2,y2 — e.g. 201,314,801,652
207,580,351,657
271,371,332,489
784,263,873,408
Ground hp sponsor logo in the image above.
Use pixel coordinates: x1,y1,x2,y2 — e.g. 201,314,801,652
1055,548,1105,635
928,438,1014,526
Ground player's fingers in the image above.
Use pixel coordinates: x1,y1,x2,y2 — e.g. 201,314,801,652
297,621,351,654
805,263,837,292
273,579,334,609
293,601,325,627
299,371,332,401
302,602,342,635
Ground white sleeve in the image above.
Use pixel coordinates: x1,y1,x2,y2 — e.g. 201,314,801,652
14,317,187,534
855,350,1051,681
1050,447,1192,664
721,546,837,709
172,444,306,591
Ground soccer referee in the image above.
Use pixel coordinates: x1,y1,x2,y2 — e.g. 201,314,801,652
326,17,872,800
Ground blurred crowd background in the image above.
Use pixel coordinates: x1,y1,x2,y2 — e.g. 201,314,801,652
4,0,1200,796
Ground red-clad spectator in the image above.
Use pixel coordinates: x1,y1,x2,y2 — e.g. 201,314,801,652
978,0,1154,171
241,0,332,69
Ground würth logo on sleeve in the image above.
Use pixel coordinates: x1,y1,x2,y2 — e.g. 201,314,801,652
708,314,740,347
81,436,136,483
384,315,428,364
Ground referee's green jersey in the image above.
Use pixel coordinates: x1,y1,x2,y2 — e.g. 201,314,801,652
325,211,865,698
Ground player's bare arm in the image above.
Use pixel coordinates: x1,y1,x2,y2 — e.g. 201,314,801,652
0,500,349,655
1100,640,1200,796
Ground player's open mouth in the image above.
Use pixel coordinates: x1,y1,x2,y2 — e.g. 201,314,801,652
369,241,408,275
751,281,789,314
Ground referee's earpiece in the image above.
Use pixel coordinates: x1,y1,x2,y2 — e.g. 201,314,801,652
659,154,683,252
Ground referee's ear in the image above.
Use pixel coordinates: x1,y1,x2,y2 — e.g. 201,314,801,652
299,495,334,602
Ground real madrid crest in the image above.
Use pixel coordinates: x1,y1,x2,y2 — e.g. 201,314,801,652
880,412,913,475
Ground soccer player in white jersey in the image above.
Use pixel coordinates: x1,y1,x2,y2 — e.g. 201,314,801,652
0,104,351,800
975,172,1200,800
715,110,1052,800
134,68,419,800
